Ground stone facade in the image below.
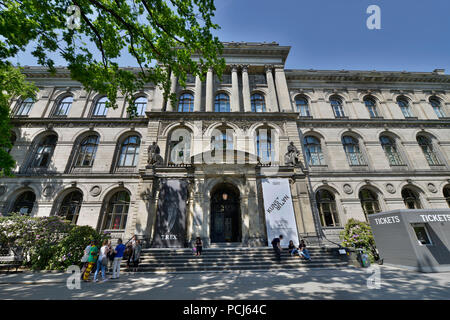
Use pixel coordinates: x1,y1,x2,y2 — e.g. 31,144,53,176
1,42,450,246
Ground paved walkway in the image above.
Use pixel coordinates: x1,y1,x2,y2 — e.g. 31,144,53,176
0,266,449,300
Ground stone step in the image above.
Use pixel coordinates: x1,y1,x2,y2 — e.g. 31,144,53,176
123,259,342,268
129,262,349,273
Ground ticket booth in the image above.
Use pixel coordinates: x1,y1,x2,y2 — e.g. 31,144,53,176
368,209,450,273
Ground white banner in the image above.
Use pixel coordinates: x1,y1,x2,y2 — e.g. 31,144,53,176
262,178,299,247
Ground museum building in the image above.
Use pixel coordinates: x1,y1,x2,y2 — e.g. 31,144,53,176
1,42,450,247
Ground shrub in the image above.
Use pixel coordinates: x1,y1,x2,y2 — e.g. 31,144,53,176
47,225,107,270
0,214,108,270
340,218,378,262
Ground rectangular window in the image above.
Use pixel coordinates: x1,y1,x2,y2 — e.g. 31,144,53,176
412,224,432,245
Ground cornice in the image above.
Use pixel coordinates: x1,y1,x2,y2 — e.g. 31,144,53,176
10,117,149,128
146,111,299,122
286,69,450,85
298,118,450,129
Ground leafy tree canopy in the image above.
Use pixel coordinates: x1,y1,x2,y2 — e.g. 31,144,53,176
0,0,225,176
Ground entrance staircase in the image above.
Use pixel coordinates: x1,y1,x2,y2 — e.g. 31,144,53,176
121,245,349,273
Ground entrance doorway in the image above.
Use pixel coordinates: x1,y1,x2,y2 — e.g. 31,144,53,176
210,183,241,243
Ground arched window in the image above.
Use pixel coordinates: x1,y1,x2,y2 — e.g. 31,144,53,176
167,128,191,165
118,136,140,167
364,97,379,118
443,185,450,207
316,189,340,227
251,93,266,112
295,96,310,117
380,135,404,166
133,96,147,116
74,135,99,167
429,98,445,118
10,191,36,215
256,128,274,163
102,191,130,230
16,97,34,116
359,189,381,220
57,191,83,224
303,136,325,166
214,93,230,112
211,127,233,151
402,187,422,209
53,96,73,116
342,136,366,166
178,93,194,112
397,97,414,118
330,96,345,118
417,135,441,166
92,96,108,117
31,134,57,168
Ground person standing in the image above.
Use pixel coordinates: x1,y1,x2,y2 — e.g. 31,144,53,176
194,237,203,257
271,235,283,261
112,239,126,279
106,240,114,273
82,240,98,281
80,241,91,279
131,240,142,272
94,240,109,282
126,235,136,270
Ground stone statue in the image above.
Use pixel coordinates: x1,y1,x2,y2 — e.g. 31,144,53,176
147,142,164,166
284,142,303,167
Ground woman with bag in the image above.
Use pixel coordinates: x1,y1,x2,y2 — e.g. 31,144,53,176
131,240,142,272
82,241,99,281
93,240,109,282
194,237,203,257
80,241,91,279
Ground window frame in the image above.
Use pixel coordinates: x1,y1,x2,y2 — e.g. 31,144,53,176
251,93,266,113
178,93,194,112
101,191,130,231
117,135,141,167
214,93,231,112
342,135,367,166
303,135,326,166
53,95,73,117
15,97,34,116
92,96,109,117
330,96,346,118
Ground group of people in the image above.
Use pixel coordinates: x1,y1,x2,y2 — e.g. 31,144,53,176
80,236,142,282
271,235,311,261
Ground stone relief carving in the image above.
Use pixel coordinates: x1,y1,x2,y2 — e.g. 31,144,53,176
385,183,396,194
90,185,102,197
343,184,353,195
427,183,437,193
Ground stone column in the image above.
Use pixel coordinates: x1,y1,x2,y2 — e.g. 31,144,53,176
265,65,279,112
166,71,178,111
205,68,214,112
274,66,293,112
194,75,202,112
231,65,240,112
242,65,252,112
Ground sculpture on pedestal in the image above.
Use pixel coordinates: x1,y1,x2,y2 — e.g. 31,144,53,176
284,142,303,168
147,142,164,166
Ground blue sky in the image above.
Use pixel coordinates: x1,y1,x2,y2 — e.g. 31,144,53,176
13,0,450,73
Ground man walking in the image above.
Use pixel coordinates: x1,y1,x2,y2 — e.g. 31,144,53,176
271,235,283,261
112,239,126,279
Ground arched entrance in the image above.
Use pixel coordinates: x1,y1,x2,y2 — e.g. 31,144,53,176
210,183,241,243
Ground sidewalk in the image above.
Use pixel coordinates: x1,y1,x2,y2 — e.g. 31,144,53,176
0,266,449,299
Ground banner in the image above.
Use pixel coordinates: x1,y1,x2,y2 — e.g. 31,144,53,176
152,179,189,247
262,178,299,247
